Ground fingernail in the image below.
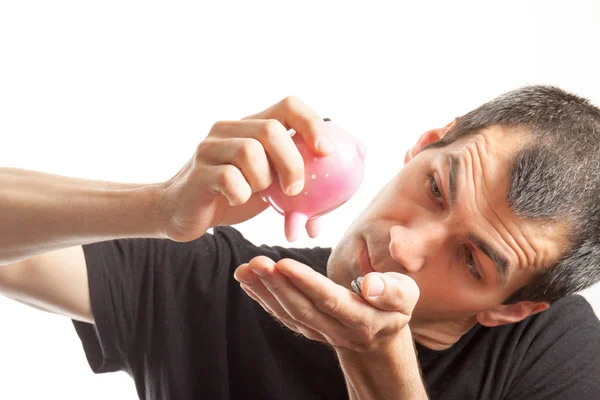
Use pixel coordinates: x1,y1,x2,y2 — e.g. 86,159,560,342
367,275,384,297
287,179,304,196
316,136,333,154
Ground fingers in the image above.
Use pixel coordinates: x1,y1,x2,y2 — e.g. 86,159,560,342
275,258,419,318
201,96,329,203
234,259,330,343
272,258,376,322
206,119,305,196
236,257,415,352
360,272,420,315
246,96,334,156
199,137,273,192
204,164,252,206
245,257,346,334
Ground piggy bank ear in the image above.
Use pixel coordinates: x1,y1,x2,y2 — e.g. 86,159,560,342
405,119,457,165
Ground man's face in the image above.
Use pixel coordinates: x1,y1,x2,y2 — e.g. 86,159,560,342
328,125,566,325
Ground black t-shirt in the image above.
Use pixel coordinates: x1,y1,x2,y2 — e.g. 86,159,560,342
73,226,600,399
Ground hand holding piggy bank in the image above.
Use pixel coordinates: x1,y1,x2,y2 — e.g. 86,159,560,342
260,120,367,242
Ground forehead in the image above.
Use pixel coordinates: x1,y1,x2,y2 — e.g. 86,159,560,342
432,126,568,273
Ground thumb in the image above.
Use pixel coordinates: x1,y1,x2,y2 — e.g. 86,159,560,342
359,272,420,315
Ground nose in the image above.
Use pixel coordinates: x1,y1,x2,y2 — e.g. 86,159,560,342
389,222,448,272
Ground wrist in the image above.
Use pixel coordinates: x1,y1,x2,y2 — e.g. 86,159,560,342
336,327,427,399
337,326,414,362
63,183,169,240
120,183,170,239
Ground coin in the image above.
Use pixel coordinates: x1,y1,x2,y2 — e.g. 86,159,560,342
351,276,364,299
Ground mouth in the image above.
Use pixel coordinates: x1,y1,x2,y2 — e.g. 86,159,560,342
358,238,375,276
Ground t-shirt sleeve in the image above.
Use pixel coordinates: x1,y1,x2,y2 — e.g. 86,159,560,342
506,295,600,400
72,231,226,374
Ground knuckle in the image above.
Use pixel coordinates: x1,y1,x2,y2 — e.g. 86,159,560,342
280,95,302,111
318,296,339,314
262,119,284,140
236,138,262,164
195,138,215,159
209,120,228,135
216,165,239,188
292,306,314,322
392,289,406,308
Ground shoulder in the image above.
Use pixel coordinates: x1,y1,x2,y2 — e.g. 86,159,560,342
508,294,600,343
536,294,599,328
510,294,600,357
499,295,600,398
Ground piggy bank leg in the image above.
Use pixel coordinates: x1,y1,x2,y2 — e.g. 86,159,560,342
305,217,321,238
285,212,308,242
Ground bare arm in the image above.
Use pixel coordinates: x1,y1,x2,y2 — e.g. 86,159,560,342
0,96,331,324
0,98,333,267
336,328,428,399
0,167,166,266
0,246,93,323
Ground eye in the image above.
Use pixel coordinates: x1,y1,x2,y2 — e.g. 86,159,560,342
463,246,482,281
427,173,443,203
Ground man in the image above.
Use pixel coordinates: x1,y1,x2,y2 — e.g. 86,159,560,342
1,86,599,399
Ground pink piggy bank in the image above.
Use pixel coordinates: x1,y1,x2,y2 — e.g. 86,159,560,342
260,121,367,242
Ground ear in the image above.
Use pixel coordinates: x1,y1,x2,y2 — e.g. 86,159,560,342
404,119,457,164
476,301,550,327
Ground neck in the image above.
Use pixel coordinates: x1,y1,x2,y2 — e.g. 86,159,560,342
409,316,478,351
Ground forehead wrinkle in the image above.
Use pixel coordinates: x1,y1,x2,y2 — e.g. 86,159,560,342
469,134,542,271
463,141,520,279
453,139,526,280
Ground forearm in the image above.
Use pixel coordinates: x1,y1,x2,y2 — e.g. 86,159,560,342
337,328,428,400
0,168,167,265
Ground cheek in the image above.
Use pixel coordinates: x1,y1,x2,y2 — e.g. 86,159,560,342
410,265,489,312
414,274,504,316
365,175,428,222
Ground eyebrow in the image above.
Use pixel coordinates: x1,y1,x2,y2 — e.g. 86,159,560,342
444,153,510,285
468,234,509,285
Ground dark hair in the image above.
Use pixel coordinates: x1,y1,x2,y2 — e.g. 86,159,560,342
428,85,600,304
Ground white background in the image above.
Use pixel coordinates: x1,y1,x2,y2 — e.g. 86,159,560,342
1,1,599,398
